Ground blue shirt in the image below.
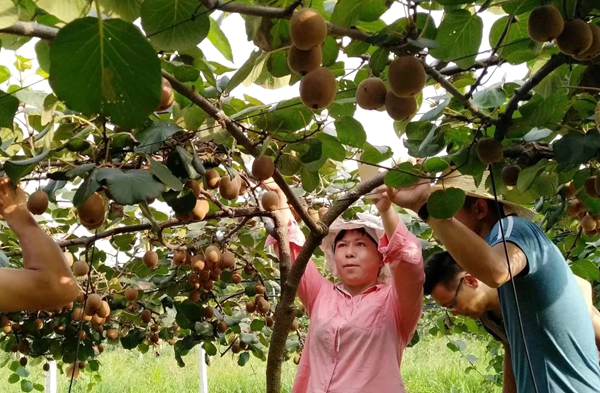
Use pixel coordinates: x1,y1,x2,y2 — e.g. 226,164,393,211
486,216,600,393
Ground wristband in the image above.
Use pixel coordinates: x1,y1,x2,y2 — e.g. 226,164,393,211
417,204,429,222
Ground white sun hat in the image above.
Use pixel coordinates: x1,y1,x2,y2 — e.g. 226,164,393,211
320,212,391,283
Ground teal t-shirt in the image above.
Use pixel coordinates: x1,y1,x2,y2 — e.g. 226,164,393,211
486,216,600,393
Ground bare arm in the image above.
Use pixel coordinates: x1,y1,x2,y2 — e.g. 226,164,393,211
0,179,80,311
573,276,600,350
503,345,517,393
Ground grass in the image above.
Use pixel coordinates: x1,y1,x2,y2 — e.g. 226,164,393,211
0,335,502,392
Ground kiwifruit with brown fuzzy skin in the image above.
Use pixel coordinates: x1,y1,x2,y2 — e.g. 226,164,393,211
191,255,206,272
72,260,89,277
585,177,600,198
246,300,256,313
143,250,159,269
501,165,521,186
221,250,236,270
84,294,102,316
232,272,242,284
356,77,387,110
581,214,597,234
106,328,119,341
205,169,221,189
217,321,228,333
77,192,106,229
476,138,504,164
255,284,266,295
300,67,337,110
261,191,279,211
27,190,49,215
157,78,175,112
288,45,322,75
556,19,593,56
385,91,417,121
141,309,152,324
576,24,600,61
172,249,187,266
388,56,427,97
252,155,275,181
97,301,111,318
290,9,327,51
193,198,210,220
528,5,565,43
187,180,204,198
124,287,139,302
256,297,271,314
231,341,241,353
205,245,221,265
219,175,241,200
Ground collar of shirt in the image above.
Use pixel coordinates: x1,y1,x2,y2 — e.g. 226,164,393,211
334,283,385,298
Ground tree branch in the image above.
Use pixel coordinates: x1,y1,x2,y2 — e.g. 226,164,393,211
437,56,501,76
161,71,324,236
57,208,270,248
495,54,567,140
265,172,385,393
0,22,58,40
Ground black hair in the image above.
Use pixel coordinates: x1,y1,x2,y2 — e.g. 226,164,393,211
423,251,464,295
333,228,378,251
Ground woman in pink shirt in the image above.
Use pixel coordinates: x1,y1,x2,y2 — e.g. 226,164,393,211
267,183,424,393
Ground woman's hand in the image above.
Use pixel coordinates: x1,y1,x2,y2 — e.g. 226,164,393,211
262,178,293,227
0,178,29,222
386,181,432,214
370,186,393,213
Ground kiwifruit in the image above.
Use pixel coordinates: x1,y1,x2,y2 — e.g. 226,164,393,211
388,56,427,97
356,77,387,110
172,249,187,266
257,297,271,314
581,214,597,234
575,24,600,61
205,169,221,189
84,294,102,316
72,260,89,277
141,309,152,324
205,245,221,265
124,287,139,302
157,78,174,112
106,328,119,341
266,316,274,328
27,190,48,215
187,180,204,198
585,176,600,198
261,191,279,211
77,192,106,230
556,19,593,56
191,255,205,272
221,250,236,270
246,300,256,313
288,45,322,75
255,284,266,295
567,200,585,218
202,306,214,319
232,273,242,284
143,250,159,269
384,91,417,121
219,175,241,200
217,321,228,333
252,155,275,181
34,319,44,330
501,165,521,186
97,301,111,318
290,9,327,50
231,341,241,353
300,67,337,110
192,198,210,220
528,5,565,42
476,138,504,164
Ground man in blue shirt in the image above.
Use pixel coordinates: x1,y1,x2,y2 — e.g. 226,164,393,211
385,172,600,392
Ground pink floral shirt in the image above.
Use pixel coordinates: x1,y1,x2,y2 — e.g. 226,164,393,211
277,219,424,393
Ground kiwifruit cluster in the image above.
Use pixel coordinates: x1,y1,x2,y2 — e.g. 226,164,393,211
289,9,337,110
528,5,600,61
356,55,424,121
76,192,106,230
27,189,48,215
564,180,600,236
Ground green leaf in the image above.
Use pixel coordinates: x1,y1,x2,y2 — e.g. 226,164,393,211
141,0,209,51
472,86,506,109
502,0,538,14
203,342,217,356
120,328,146,350
489,15,540,64
331,0,362,28
73,170,101,207
149,158,184,191
552,132,600,169
516,160,547,192
238,352,250,366
428,188,466,219
335,116,366,148
100,0,142,22
208,17,233,62
135,122,182,154
430,10,483,68
250,319,265,331
322,37,339,67
4,149,51,184
20,379,33,392
423,157,450,173
361,143,392,164
0,1,18,29
34,41,51,74
96,168,165,205
163,189,196,217
36,0,88,22
301,168,320,192
0,66,10,83
571,259,600,282
369,48,389,76
224,50,262,94
384,163,420,188
0,90,18,129
8,373,19,384
49,17,161,128
317,133,346,162
518,94,570,128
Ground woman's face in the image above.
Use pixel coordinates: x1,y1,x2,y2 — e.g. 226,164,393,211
334,230,383,291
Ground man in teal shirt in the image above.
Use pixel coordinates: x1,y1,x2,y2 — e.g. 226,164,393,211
385,173,600,392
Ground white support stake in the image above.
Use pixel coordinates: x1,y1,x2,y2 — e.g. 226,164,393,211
199,345,208,393
45,360,58,393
